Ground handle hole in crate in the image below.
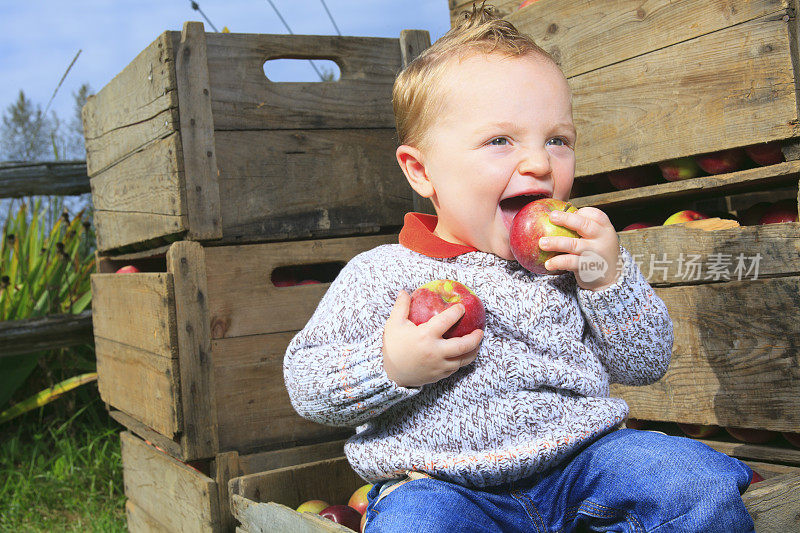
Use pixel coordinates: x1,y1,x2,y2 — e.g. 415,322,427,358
263,59,340,82
271,261,345,287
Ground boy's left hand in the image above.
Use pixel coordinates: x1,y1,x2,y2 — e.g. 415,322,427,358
537,206,621,291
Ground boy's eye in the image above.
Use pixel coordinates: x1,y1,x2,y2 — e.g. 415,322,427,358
489,137,509,146
547,137,569,147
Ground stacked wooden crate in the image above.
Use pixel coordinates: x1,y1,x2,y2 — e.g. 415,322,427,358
84,21,430,532
503,0,800,496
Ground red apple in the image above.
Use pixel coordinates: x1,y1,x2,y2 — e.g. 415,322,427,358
725,427,778,444
751,470,765,484
662,210,708,226
677,423,721,439
658,158,702,181
758,199,798,224
620,222,655,231
272,269,298,287
298,279,322,285
360,512,367,533
518,0,539,8
782,432,800,448
408,280,485,339
625,418,649,430
606,167,660,190
319,505,362,532
296,499,330,514
695,149,746,175
738,202,772,226
509,198,580,275
115,265,140,274
348,484,372,515
745,141,784,166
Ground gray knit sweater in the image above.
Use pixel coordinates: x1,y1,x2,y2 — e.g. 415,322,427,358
284,242,673,488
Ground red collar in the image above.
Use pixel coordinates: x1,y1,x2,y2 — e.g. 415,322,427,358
398,212,478,258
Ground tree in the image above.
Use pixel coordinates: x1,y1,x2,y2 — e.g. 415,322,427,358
0,90,58,162
64,83,92,160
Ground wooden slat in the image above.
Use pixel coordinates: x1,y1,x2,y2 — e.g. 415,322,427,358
238,440,348,475
96,337,181,438
91,273,177,357
701,439,800,467
617,220,800,287
204,234,397,338
121,431,220,533
167,241,219,460
110,410,183,459
0,160,89,198
93,209,186,253
212,332,353,454
612,276,800,431
230,498,354,533
742,472,800,531
174,22,223,242
214,129,410,242
125,499,171,533
229,457,363,510
203,33,402,130
214,451,240,533
508,0,785,78
566,11,799,176
90,133,184,216
0,311,93,358
449,0,519,25
572,160,800,210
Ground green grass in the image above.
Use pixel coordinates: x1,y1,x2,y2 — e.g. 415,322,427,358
0,383,126,532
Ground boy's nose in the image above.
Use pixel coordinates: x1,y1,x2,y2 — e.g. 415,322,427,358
518,148,552,177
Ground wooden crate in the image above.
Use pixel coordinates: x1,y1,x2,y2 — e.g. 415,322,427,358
227,453,800,533
91,233,397,462
82,22,431,253
496,0,800,179
120,431,348,533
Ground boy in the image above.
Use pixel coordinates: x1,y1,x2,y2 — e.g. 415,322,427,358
284,5,755,532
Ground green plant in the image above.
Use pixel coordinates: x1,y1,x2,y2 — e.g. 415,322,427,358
0,197,95,410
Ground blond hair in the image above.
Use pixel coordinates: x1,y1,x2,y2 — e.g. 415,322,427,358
392,2,556,151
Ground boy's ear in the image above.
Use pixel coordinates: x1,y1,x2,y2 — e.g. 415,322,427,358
396,144,435,199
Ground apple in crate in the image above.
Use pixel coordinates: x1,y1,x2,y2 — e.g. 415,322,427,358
695,148,746,175
620,222,655,231
409,280,485,339
745,141,784,166
662,210,708,226
739,202,772,226
759,199,798,224
606,167,659,190
319,505,362,532
348,484,373,515
677,423,720,439
115,265,140,274
509,198,580,275
725,427,778,444
657,157,702,181
782,432,800,448
296,499,330,514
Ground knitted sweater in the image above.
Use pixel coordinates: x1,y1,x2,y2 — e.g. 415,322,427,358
284,213,673,488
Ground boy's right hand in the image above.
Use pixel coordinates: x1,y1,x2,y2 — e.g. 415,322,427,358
382,290,484,388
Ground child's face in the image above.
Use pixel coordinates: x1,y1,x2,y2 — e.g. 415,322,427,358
398,52,576,260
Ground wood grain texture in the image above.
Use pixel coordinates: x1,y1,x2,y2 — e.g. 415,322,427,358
214,129,410,243
238,440,348,475
93,209,186,253
174,22,223,242
110,410,183,459
230,498,354,533
611,276,800,431
568,11,800,176
167,240,219,460
204,33,402,130
742,472,800,531
90,132,184,216
212,332,354,454
204,234,397,338
0,160,89,198
617,221,800,287
700,439,800,466
96,337,181,438
121,431,220,533
449,0,519,25
125,499,171,533
214,451,240,533
507,0,786,77
0,311,93,357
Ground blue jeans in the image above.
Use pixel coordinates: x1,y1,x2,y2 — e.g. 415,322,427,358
364,429,754,532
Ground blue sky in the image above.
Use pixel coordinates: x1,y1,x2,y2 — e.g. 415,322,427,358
1,0,453,127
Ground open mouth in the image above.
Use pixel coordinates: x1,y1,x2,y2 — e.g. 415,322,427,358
500,193,549,229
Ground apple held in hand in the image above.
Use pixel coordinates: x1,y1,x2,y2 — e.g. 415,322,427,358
348,484,372,515
319,505,362,532
662,210,708,226
509,198,579,275
658,157,702,181
296,499,330,514
409,280,486,339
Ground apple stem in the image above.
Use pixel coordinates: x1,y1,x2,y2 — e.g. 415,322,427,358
563,202,574,212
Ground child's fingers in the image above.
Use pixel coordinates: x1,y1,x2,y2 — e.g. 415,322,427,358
425,303,465,337
387,290,411,323
441,328,484,359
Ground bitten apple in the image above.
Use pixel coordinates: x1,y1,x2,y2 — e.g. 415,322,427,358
759,199,798,224
695,149,746,175
115,265,140,274
319,505,362,532
745,141,784,166
509,198,579,275
662,210,708,226
348,484,372,515
408,280,485,339
657,158,702,181
296,499,330,514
